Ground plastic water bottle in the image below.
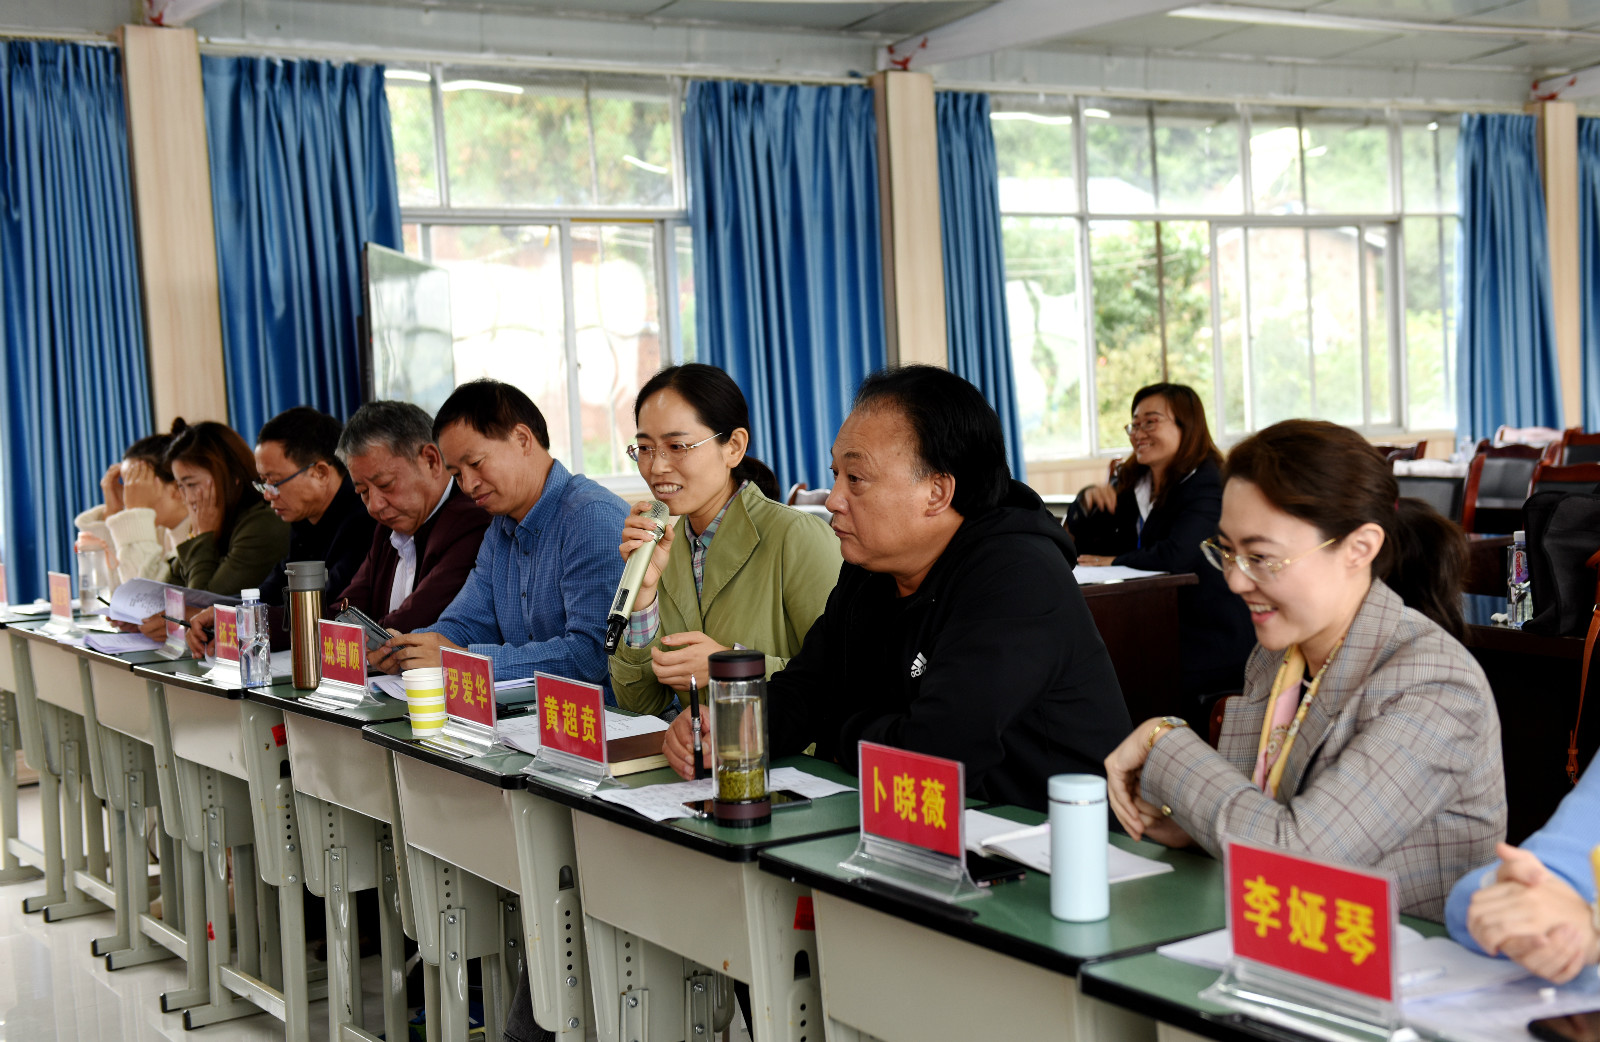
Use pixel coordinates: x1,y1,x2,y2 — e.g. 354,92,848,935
1506,531,1532,630
237,588,272,688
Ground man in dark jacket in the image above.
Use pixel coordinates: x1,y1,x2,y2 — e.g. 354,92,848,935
662,365,1130,810
336,401,490,660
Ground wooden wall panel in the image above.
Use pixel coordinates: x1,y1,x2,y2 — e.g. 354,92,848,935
871,71,947,369
1529,100,1580,429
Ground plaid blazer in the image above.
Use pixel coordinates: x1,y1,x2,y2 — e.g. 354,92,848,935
1141,579,1506,919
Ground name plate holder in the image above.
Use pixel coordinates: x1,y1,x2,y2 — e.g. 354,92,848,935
155,588,188,660
1201,839,1415,1042
420,648,498,758
838,742,987,904
520,673,617,793
300,620,379,711
202,605,242,687
40,572,83,638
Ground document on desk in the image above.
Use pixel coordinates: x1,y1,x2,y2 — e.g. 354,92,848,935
495,709,670,756
961,810,1175,883
198,650,291,685
1404,970,1600,1041
594,766,856,822
106,578,239,624
85,632,163,655
1072,565,1165,585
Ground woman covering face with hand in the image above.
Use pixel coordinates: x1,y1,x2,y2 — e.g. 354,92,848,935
1104,419,1505,919
609,364,842,717
74,422,195,590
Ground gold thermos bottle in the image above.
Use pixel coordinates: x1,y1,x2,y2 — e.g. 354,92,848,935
286,560,326,690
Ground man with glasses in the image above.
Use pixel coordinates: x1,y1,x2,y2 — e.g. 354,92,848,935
187,406,376,654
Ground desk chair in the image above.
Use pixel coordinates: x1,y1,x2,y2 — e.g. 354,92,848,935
1396,474,1464,523
1373,441,1426,463
1552,430,1600,465
1461,445,1540,533
784,483,829,507
1529,461,1600,498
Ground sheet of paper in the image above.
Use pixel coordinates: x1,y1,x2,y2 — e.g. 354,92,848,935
85,632,163,655
7,601,52,616
960,811,1175,883
496,714,543,755
592,767,856,822
1404,970,1600,1041
1158,925,1460,991
767,766,856,799
370,675,405,699
106,578,240,625
1072,565,1166,585
606,712,669,742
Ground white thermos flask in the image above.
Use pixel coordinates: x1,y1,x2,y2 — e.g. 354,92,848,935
1049,774,1109,922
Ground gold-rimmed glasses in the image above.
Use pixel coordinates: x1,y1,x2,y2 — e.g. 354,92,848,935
1199,536,1338,584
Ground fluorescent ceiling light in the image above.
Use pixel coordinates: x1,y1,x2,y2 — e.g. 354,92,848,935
990,112,1074,126
622,155,669,175
1083,108,1111,119
441,79,525,95
1427,122,1439,131
384,69,431,83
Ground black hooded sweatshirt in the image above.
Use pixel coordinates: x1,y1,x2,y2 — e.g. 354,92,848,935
767,480,1131,810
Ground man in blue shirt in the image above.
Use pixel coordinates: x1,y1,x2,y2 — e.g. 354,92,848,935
1446,762,1600,983
380,379,627,691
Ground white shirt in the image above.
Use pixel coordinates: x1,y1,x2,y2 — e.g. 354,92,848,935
387,485,451,613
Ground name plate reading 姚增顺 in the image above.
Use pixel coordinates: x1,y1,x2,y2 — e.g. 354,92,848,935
521,673,615,792
1201,839,1412,1042
838,742,987,904
299,620,378,711
420,647,498,758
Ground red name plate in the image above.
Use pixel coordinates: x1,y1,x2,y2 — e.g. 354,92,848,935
48,571,72,619
214,605,240,663
442,648,496,729
859,741,962,859
537,674,605,762
1227,840,1396,1003
165,589,185,644
318,620,367,688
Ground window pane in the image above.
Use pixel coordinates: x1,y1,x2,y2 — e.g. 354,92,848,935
1302,114,1391,214
1401,118,1460,214
428,224,572,464
1215,227,1247,432
1248,111,1304,215
572,223,662,477
441,71,594,208
1085,100,1154,213
675,224,696,362
1246,227,1310,427
991,100,1076,213
1366,227,1393,426
1404,216,1456,430
1091,220,1164,450
1154,106,1242,214
1004,216,1086,459
589,76,676,208
1160,222,1218,414
1308,226,1364,425
402,223,422,258
385,74,438,207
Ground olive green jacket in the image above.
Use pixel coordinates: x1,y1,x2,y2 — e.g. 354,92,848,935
170,499,291,596
609,484,842,716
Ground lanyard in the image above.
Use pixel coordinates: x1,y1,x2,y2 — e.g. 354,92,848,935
1254,638,1343,798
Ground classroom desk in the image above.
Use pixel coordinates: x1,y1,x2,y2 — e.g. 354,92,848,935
134,658,316,1037
0,613,46,888
249,684,411,1042
758,807,1225,1042
1463,534,1511,597
364,717,547,1042
523,756,864,1042
1082,572,1199,723
1078,918,1448,1042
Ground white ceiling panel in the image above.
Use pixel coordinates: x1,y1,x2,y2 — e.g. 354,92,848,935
845,1,996,34
654,0,894,30
1455,0,1600,29
1060,15,1247,49
1463,39,1600,68
1177,23,1397,59
1308,0,1533,19
1332,31,1526,62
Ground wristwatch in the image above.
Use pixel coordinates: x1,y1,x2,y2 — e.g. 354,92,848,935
1146,715,1189,751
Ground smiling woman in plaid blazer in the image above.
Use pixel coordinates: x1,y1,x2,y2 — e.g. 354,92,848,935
1106,420,1506,920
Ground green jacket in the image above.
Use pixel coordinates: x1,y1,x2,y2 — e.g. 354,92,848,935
610,483,842,716
170,498,291,595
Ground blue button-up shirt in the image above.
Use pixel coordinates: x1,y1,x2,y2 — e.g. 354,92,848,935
429,460,628,696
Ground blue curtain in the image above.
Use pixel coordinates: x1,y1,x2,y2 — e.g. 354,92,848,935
1456,114,1561,440
203,56,402,439
937,91,1025,481
684,80,886,492
1581,118,1600,431
0,42,152,604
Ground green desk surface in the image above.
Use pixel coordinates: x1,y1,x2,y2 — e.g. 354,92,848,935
758,805,1226,977
1078,917,1449,1042
246,681,410,728
363,716,536,789
133,657,248,700
7,617,174,671
523,754,864,863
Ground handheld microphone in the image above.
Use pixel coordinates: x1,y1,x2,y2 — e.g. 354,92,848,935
604,500,671,655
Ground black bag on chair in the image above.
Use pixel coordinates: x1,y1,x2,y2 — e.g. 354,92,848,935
1522,491,1600,638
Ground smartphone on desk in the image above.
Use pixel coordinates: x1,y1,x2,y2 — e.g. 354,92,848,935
1531,1011,1600,1042
681,790,812,819
335,605,392,652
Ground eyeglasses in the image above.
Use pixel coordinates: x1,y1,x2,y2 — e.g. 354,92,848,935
1124,415,1172,438
252,464,312,498
626,434,724,465
1199,536,1337,584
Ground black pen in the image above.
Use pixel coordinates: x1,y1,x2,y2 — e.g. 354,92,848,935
161,614,191,630
689,674,707,780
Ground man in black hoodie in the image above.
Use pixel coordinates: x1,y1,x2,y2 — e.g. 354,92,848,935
663,365,1129,810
